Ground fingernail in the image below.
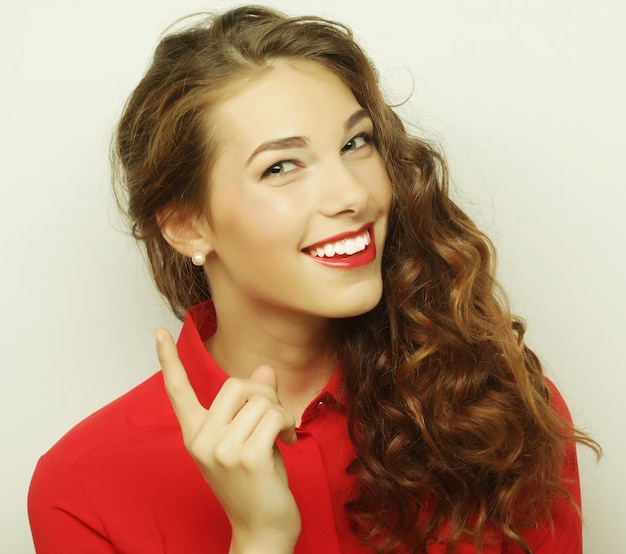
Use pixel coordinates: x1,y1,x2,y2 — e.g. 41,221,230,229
155,329,164,344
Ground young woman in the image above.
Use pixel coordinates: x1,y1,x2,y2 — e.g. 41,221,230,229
28,6,598,553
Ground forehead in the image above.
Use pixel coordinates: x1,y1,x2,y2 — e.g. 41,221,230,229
225,58,357,108
212,60,364,150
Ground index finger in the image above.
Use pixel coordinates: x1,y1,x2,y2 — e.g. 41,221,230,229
155,328,205,429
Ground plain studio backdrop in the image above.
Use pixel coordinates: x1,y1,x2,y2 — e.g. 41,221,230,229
2,0,624,551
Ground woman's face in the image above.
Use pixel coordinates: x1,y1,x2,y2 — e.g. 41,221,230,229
201,60,392,321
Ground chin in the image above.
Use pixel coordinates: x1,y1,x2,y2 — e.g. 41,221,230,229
325,287,383,319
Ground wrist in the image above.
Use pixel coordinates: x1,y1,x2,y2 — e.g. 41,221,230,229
229,527,298,554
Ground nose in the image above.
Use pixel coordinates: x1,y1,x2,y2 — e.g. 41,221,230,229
317,157,369,217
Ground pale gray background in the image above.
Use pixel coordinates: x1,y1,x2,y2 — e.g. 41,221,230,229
2,0,624,551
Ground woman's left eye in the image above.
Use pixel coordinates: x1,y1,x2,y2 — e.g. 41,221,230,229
262,160,298,178
341,133,372,153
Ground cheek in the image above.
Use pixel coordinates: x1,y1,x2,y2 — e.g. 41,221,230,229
366,161,393,212
211,186,303,245
380,176,393,210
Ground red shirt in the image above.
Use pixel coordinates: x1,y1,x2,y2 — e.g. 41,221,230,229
28,301,582,553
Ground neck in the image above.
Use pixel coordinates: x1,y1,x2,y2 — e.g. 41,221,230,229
206,297,338,423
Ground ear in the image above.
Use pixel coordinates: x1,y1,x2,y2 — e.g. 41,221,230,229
158,208,214,260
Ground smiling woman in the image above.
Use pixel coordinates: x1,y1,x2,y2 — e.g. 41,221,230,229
168,59,391,324
27,5,599,554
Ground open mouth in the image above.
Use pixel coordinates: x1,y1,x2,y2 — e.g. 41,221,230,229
306,228,371,259
303,226,376,269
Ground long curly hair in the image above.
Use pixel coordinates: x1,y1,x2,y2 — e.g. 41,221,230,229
112,5,599,552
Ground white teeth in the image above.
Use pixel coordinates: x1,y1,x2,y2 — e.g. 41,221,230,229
307,230,370,258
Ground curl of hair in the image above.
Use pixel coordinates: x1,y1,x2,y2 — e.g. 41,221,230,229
335,128,600,551
112,5,600,552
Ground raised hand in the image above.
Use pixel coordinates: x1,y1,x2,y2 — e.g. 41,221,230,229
155,329,301,554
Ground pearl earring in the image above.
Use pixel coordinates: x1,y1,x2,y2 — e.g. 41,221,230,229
191,252,206,266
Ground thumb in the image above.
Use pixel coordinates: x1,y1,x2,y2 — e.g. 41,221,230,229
249,364,278,392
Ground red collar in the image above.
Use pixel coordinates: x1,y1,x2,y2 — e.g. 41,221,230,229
177,301,346,413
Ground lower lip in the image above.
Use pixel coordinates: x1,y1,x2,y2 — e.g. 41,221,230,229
304,229,377,269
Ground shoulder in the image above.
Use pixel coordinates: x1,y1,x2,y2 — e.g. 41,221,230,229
28,371,181,549
32,371,173,476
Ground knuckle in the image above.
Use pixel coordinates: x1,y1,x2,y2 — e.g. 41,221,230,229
239,448,261,471
249,393,271,410
221,377,249,400
187,438,206,462
264,405,283,424
212,442,236,468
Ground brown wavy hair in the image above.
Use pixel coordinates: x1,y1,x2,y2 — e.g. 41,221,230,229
112,5,599,552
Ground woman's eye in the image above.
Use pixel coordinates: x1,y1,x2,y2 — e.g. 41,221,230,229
341,133,372,153
262,160,298,178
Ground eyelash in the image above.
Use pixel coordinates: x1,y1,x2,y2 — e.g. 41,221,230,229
262,160,299,178
341,132,373,153
261,132,375,179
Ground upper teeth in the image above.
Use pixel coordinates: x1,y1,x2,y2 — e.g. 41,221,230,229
308,230,370,258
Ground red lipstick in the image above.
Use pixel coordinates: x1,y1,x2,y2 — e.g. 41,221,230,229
304,225,376,269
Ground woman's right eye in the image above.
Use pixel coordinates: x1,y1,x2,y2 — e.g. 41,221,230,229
262,160,298,178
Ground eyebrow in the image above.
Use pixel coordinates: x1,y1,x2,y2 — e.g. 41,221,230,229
245,108,372,166
344,108,370,132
